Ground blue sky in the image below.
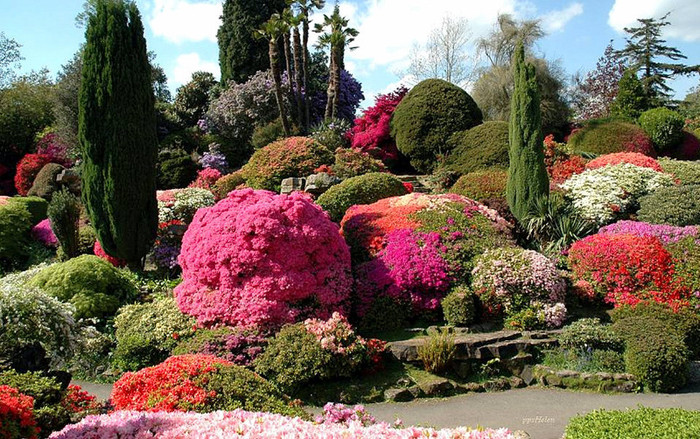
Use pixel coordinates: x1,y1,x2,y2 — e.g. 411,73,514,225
1,0,699,107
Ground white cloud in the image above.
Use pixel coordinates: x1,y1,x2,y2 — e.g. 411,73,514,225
609,0,700,42
172,53,219,86
543,3,583,33
149,0,222,44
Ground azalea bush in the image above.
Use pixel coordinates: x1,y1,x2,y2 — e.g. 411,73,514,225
332,148,387,179
14,153,56,196
472,248,567,327
32,218,58,248
50,409,516,439
189,168,222,191
0,385,39,439
658,158,700,185
559,163,675,225
176,189,352,328
172,327,266,366
598,220,698,245
585,152,663,172
35,132,72,166
199,143,228,174
93,240,125,268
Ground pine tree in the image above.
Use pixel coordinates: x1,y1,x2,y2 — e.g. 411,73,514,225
218,0,286,85
507,43,549,223
79,0,158,269
610,69,649,119
615,13,700,104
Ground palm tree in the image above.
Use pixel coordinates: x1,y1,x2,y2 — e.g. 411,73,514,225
314,3,358,121
291,0,325,130
256,14,291,136
285,9,305,129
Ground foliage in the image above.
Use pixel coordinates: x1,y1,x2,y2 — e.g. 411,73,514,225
586,152,662,172
172,327,266,366
565,407,700,439
14,154,58,196
157,149,198,190
570,42,627,120
391,79,483,173
27,163,67,201
332,148,387,179
441,285,476,327
212,170,246,199
93,240,126,267
29,254,138,320
176,189,352,328
309,70,364,125
349,86,408,168
0,385,39,439
443,121,510,176
558,318,623,352
637,185,700,226
507,44,549,222
0,270,76,366
251,118,285,150
609,69,649,119
639,107,685,151
47,189,80,259
449,168,508,202
316,172,407,222
504,302,567,330
568,119,655,156
80,0,158,267
0,200,32,270
173,71,217,127
6,196,48,226
0,31,23,87
662,131,700,160
311,118,351,151
242,137,333,191
417,329,455,374
112,295,196,371
668,236,700,319
560,163,674,225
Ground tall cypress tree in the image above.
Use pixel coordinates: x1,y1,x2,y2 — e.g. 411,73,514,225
506,43,549,223
218,0,286,85
79,0,158,269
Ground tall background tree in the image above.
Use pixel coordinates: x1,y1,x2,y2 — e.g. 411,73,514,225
292,0,325,130
257,13,292,136
615,13,700,106
570,42,626,120
79,0,158,268
0,32,23,89
218,0,287,85
507,43,548,223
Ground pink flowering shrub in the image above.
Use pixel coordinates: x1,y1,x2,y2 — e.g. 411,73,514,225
316,402,377,427
94,240,126,268
598,220,699,246
50,409,516,439
586,152,663,172
35,132,73,166
304,312,368,363
188,168,222,191
175,189,352,328
32,218,58,247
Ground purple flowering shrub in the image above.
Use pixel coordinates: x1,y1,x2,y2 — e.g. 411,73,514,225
199,143,229,174
172,327,267,366
310,70,364,125
598,220,699,245
31,218,58,248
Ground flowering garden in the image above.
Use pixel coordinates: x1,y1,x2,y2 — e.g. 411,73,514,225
1,1,700,438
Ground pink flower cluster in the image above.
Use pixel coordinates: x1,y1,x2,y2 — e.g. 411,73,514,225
175,189,352,328
50,409,516,439
31,218,58,247
316,402,377,427
586,152,663,172
94,240,127,268
304,312,366,359
598,220,699,246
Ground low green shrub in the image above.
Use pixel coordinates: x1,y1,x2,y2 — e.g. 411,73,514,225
449,168,508,201
316,172,407,222
558,318,624,352
568,119,655,156
612,317,688,392
29,255,138,320
443,121,509,176
311,118,351,151
157,149,198,190
417,329,455,374
658,158,700,185
251,118,285,150
565,407,700,439
112,295,196,371
637,185,700,226
7,196,48,226
27,163,66,201
542,348,625,374
357,296,411,333
668,237,700,323
0,201,32,271
639,107,685,151
47,189,80,259
441,285,476,327
212,170,246,199
333,148,387,179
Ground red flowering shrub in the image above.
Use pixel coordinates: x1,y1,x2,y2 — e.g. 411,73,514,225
111,354,231,412
189,168,222,191
661,131,700,160
402,182,414,193
550,156,587,187
0,385,39,439
61,385,102,421
94,240,127,268
176,189,352,328
568,234,691,309
586,152,663,172
14,154,53,196
349,87,408,168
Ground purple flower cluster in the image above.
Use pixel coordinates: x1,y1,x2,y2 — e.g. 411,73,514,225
199,143,229,174
598,220,699,245
152,242,180,269
198,332,266,367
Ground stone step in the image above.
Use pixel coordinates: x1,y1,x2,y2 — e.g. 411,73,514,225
474,338,558,360
389,330,522,362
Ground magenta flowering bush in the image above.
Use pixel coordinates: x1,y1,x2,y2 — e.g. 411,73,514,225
175,189,352,328
598,220,698,246
50,409,516,438
31,218,58,247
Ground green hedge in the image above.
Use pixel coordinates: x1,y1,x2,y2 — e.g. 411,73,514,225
316,172,407,222
449,168,508,202
157,149,198,190
8,196,48,225
443,121,509,176
27,163,66,201
565,407,700,439
568,119,654,156
639,107,684,151
637,185,700,226
441,285,476,327
391,79,482,173
0,201,32,271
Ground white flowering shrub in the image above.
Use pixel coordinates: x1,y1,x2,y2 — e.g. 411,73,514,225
560,163,675,225
157,188,216,224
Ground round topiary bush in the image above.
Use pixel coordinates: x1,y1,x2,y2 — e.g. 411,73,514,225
242,137,334,192
0,202,32,270
29,255,138,320
441,285,476,327
391,79,483,173
212,170,246,200
637,185,700,226
316,172,407,222
157,149,198,190
661,131,700,160
27,163,66,201
639,107,684,151
175,189,352,328
449,168,508,202
568,119,655,157
443,121,509,176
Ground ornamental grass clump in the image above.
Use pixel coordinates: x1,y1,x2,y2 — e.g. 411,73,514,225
416,329,456,374
175,189,352,328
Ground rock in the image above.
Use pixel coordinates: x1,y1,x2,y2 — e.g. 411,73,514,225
612,381,638,393
452,361,471,379
580,373,594,381
596,372,613,381
520,365,535,386
483,377,511,392
418,378,454,396
556,370,579,378
280,177,305,194
384,388,415,402
503,353,533,376
396,378,412,387
408,385,423,398
544,374,563,387
512,431,531,439
613,373,635,381
461,382,485,392
304,173,341,195
509,376,526,388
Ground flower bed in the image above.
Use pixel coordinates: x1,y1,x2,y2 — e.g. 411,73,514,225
0,385,39,439
597,220,698,245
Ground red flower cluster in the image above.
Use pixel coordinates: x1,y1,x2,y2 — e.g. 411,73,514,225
189,168,222,191
111,355,232,412
586,152,663,172
543,134,586,187
93,240,127,268
402,182,414,193
61,385,101,419
568,234,691,309
349,87,408,165
365,338,387,373
14,153,54,196
0,385,39,439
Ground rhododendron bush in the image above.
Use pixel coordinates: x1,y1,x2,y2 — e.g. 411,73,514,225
32,218,58,247
598,220,698,245
559,163,675,225
50,409,516,439
0,385,39,439
188,168,222,191
585,152,663,172
176,189,352,328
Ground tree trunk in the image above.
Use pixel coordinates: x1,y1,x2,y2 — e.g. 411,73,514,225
292,26,304,130
283,31,296,122
270,39,291,136
324,51,335,121
302,19,311,131
332,48,342,120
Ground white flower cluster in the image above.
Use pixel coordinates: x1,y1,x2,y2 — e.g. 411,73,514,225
560,163,675,225
158,188,216,224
